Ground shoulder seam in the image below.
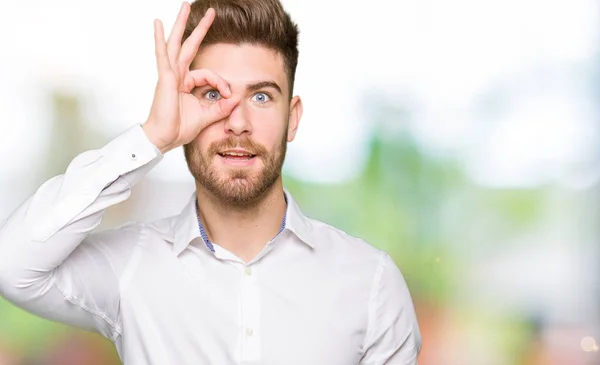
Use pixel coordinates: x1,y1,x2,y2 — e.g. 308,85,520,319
308,218,377,247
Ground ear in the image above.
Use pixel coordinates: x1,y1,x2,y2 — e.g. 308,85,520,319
287,96,303,142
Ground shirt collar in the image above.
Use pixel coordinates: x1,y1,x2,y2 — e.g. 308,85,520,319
172,189,314,256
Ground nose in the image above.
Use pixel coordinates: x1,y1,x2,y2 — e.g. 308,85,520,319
223,102,251,136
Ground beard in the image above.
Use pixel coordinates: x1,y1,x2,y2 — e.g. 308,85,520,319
184,133,287,208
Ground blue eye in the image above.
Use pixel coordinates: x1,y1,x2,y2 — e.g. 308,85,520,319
251,92,271,104
204,90,222,101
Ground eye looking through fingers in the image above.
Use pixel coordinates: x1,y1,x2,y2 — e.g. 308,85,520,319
204,89,223,101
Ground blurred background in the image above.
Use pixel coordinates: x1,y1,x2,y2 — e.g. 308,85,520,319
1,0,599,364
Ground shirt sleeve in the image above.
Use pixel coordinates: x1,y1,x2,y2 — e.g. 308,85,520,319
360,252,422,365
0,124,163,340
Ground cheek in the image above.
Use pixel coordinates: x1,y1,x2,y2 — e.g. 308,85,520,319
248,104,282,120
251,125,287,149
248,108,288,138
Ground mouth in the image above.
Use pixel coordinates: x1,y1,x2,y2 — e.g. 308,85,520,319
217,150,257,161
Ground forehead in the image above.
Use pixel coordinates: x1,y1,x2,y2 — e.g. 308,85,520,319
192,43,288,94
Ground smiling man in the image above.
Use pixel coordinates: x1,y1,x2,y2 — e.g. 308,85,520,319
0,0,421,364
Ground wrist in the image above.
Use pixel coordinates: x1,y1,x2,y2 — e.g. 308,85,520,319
142,122,172,154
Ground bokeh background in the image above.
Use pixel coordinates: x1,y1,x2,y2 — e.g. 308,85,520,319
1,0,600,364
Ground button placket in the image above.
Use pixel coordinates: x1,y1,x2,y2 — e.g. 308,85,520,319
240,264,261,362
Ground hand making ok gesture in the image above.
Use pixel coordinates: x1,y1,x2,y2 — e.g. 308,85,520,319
143,3,238,154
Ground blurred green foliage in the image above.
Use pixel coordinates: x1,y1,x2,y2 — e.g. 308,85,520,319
0,92,550,364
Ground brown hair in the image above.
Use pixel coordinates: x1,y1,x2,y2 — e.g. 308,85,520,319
184,0,300,97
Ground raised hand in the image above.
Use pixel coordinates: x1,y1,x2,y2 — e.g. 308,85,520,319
142,3,238,154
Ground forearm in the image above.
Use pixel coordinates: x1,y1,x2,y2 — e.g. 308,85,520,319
0,124,161,305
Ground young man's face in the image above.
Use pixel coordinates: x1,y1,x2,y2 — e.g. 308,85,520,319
184,43,302,206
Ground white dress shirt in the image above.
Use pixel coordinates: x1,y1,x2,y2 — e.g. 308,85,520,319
0,124,421,365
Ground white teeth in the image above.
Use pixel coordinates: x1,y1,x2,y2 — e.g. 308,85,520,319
222,152,252,157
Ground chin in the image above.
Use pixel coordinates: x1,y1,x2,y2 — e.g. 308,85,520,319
212,182,271,207
188,149,283,207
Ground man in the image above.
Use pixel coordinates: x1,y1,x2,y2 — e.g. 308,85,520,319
0,0,421,364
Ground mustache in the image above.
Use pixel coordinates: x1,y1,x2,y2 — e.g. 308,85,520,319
207,136,268,156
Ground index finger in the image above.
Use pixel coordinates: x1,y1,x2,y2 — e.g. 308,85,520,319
179,8,216,70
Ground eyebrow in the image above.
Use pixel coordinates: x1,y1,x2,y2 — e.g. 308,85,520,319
246,81,283,95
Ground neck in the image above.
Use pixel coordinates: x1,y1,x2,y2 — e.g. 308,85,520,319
195,179,287,263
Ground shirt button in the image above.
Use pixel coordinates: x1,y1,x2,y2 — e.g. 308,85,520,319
244,267,253,276
130,153,137,160
246,328,254,337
